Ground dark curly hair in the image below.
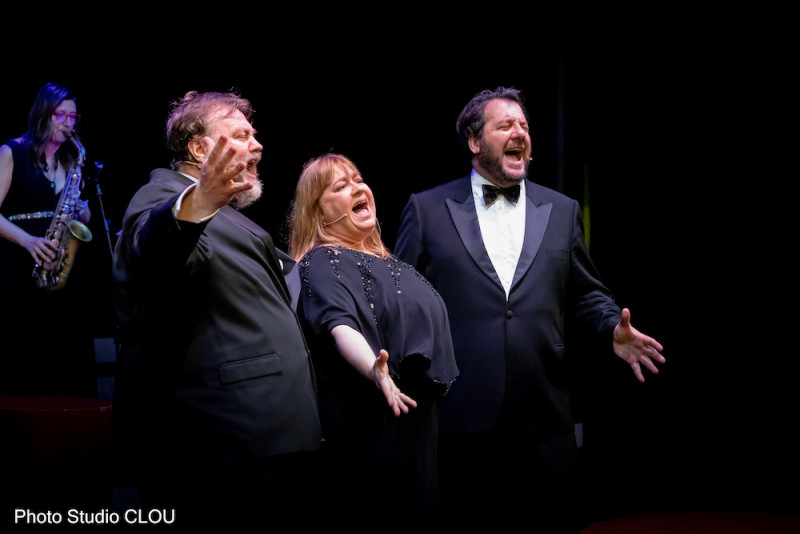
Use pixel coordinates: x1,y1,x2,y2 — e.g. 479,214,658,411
455,87,528,151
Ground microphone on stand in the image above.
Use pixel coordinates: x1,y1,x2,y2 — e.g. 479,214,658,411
92,161,114,259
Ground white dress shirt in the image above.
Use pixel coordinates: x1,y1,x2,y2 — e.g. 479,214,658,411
471,170,526,299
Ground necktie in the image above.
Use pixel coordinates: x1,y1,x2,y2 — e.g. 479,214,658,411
482,184,521,206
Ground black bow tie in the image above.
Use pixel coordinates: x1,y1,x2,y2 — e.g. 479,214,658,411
482,184,521,206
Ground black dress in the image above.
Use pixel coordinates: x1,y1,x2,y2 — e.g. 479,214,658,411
0,139,96,397
298,245,458,533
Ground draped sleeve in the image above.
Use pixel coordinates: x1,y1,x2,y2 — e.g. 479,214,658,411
298,246,458,398
298,246,378,344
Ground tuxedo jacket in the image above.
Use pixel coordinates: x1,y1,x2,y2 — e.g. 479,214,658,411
395,176,620,435
112,169,320,466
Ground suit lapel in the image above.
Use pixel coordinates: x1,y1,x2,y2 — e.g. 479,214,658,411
512,193,552,289
219,205,293,306
446,181,504,291
153,170,293,306
446,177,553,293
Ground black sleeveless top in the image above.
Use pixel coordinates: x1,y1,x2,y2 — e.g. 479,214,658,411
0,139,62,292
1,139,61,214
0,139,96,397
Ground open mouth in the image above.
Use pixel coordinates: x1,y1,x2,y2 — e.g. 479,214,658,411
352,198,370,216
246,157,260,176
504,146,525,162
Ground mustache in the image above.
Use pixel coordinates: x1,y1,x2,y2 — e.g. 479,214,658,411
505,142,526,151
232,153,262,182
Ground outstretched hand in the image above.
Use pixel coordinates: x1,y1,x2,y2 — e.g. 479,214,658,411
330,325,418,417
372,349,418,417
613,308,665,382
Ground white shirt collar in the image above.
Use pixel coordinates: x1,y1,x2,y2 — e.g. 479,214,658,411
470,169,526,207
469,169,526,299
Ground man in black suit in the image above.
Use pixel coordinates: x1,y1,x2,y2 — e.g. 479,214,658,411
112,91,321,528
395,87,664,533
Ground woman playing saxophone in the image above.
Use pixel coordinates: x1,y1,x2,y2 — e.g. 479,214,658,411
0,82,97,397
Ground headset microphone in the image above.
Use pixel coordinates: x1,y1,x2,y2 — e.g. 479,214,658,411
323,213,349,226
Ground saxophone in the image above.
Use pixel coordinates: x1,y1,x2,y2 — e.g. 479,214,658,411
32,133,93,290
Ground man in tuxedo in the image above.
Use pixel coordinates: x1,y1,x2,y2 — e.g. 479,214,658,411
395,87,664,533
112,91,321,529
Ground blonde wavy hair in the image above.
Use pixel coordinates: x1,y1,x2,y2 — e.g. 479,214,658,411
288,154,389,262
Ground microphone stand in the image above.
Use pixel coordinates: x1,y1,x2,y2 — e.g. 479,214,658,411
93,161,114,260
90,161,122,386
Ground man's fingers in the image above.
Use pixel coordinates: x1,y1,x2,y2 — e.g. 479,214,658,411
620,307,632,328
204,136,238,176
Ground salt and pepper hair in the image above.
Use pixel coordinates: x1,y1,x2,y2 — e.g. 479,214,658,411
166,90,254,170
455,86,529,151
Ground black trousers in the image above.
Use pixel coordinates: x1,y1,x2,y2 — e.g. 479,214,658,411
314,399,439,534
438,415,580,534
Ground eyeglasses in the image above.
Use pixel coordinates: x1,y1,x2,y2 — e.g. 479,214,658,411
53,111,81,124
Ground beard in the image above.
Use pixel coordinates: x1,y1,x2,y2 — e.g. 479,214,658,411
476,140,529,187
229,154,263,210
229,174,263,210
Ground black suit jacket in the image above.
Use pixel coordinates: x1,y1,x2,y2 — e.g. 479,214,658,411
112,169,320,466
395,176,620,435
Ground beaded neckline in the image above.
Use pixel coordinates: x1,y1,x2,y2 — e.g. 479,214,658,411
298,245,439,311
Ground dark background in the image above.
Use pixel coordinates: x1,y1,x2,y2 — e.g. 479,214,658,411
1,6,795,526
